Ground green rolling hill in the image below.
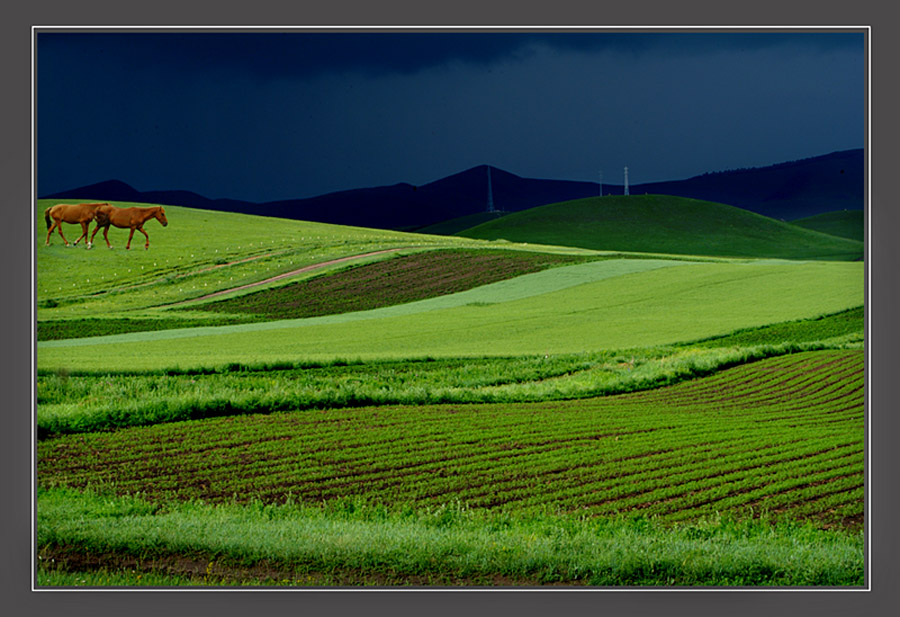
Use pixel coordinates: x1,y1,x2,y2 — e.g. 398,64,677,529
455,195,864,260
416,211,509,236
791,209,865,242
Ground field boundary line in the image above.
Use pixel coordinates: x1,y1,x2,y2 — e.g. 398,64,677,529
158,248,410,308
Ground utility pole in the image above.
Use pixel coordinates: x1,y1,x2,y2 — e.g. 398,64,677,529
624,166,629,196
487,166,495,213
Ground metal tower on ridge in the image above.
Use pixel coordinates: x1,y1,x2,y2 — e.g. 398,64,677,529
486,165,495,213
624,166,629,196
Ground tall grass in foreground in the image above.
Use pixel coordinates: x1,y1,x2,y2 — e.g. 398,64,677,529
37,487,864,587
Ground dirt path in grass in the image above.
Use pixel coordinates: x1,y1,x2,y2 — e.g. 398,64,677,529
164,247,408,307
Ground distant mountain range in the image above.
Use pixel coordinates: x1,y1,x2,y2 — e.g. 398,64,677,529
42,149,863,231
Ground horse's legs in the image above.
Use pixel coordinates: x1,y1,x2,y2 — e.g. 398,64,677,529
74,222,89,247
45,221,57,245
137,225,150,249
55,222,70,246
126,228,136,250
90,223,111,248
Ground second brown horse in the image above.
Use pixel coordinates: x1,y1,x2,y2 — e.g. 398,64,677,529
90,204,169,250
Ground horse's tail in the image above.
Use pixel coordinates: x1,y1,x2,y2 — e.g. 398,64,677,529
44,207,52,229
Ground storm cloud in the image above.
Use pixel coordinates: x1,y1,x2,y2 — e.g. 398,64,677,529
36,30,865,202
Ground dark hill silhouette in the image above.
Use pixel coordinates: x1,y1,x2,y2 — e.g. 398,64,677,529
42,149,863,230
48,179,254,214
632,149,863,220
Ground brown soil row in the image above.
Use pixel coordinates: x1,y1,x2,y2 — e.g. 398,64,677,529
162,247,408,307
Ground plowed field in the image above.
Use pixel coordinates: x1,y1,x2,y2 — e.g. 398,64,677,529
38,350,864,529
191,248,595,319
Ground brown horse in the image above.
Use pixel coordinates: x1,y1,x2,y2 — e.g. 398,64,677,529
44,202,111,248
90,204,168,249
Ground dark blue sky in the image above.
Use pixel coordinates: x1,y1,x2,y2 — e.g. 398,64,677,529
36,30,865,202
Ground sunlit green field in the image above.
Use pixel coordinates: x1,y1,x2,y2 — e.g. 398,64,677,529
38,258,863,372
34,198,867,587
37,199,498,318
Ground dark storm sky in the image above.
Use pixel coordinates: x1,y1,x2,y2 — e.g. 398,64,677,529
36,29,865,202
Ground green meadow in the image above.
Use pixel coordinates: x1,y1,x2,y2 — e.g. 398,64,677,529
416,210,509,236
37,199,489,318
791,209,865,242
457,194,864,261
38,258,862,372
34,195,866,587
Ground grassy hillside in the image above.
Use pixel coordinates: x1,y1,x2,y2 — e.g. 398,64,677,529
416,211,509,235
36,199,518,321
791,209,865,242
455,195,864,260
38,248,604,341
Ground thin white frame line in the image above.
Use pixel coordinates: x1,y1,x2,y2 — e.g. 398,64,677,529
865,25,872,593
30,24,871,593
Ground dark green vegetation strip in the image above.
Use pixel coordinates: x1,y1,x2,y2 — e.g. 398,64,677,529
690,306,863,348
37,316,255,342
38,350,864,530
185,248,599,320
36,487,863,587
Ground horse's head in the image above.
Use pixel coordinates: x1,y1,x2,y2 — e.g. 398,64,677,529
92,204,113,225
156,207,168,227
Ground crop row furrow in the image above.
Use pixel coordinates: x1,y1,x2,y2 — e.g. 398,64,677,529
194,418,778,493
642,352,861,407
742,471,865,513
777,485,865,520
110,423,748,504
38,405,859,501
418,439,858,512
637,457,864,520
651,363,862,413
532,443,862,516
669,476,864,525
41,417,838,504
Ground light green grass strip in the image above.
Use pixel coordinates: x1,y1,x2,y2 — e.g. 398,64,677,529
39,258,691,348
